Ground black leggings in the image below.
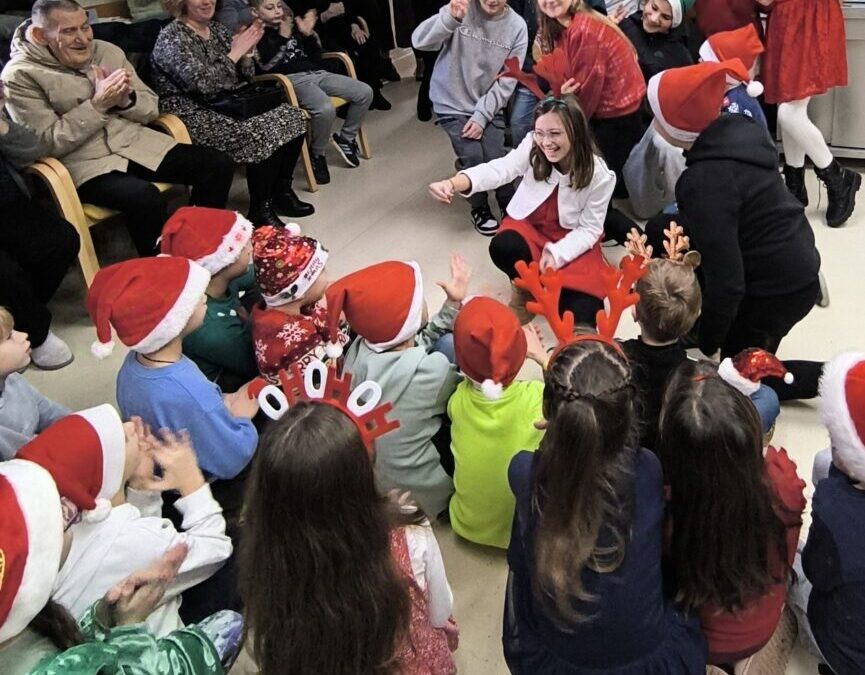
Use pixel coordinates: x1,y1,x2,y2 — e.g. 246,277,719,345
245,135,304,206
489,230,603,325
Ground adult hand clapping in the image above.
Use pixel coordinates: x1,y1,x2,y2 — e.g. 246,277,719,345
229,20,264,62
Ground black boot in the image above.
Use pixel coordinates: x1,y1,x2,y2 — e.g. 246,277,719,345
370,89,392,111
815,159,862,228
274,186,315,218
246,199,284,228
782,164,808,207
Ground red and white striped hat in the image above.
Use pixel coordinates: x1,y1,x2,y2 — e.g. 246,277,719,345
0,460,64,642
820,352,865,482
159,206,253,275
86,256,210,358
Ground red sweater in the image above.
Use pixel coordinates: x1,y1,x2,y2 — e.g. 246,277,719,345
694,0,763,39
698,446,806,662
555,13,645,119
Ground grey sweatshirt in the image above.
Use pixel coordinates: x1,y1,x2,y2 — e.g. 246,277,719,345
412,1,527,129
0,373,69,460
622,124,687,220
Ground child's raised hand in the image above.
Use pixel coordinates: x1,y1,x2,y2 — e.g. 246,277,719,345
448,0,468,20
225,381,261,419
523,324,547,367
436,252,472,306
429,179,455,204
295,9,317,35
560,78,578,96
135,429,205,497
609,4,627,24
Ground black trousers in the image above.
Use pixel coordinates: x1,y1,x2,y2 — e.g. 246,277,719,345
0,198,79,346
78,143,234,256
489,230,603,325
589,109,647,199
245,135,304,207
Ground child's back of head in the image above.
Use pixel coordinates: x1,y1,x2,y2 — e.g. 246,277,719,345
634,258,701,344
658,359,790,612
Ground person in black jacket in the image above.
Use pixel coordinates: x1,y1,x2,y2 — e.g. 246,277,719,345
618,0,694,83
251,0,373,183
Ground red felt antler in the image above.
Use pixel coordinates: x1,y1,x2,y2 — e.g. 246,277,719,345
595,255,647,341
514,259,574,345
532,48,571,98
497,57,545,100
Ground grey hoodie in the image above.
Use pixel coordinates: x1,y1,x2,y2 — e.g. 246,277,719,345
342,302,461,517
412,0,527,129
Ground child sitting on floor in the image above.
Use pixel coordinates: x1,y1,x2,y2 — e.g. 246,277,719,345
413,0,528,236
0,306,67,459
324,255,470,517
698,23,767,128
250,225,350,383
658,360,806,672
17,404,232,637
788,352,865,675
250,0,373,182
240,365,457,674
86,256,259,481
160,206,258,393
618,0,694,83
448,296,546,549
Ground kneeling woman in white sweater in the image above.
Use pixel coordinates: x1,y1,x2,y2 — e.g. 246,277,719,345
430,95,616,325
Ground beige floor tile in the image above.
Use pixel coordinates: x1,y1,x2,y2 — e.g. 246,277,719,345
27,79,863,674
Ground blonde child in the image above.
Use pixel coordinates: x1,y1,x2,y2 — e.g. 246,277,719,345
0,306,68,459
448,297,546,548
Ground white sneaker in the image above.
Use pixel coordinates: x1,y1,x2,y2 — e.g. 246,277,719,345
30,331,74,370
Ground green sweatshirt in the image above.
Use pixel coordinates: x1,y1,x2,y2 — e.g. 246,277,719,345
447,378,544,549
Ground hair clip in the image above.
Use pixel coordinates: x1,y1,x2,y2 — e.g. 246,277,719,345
247,360,400,452
514,256,647,357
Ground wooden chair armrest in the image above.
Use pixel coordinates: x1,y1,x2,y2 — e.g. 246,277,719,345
24,157,88,229
253,73,302,107
150,114,191,144
321,51,358,79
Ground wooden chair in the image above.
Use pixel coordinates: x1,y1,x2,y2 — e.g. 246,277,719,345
25,114,191,287
255,51,372,193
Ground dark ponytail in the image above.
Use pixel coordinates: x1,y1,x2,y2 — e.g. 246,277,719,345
532,341,636,627
29,600,84,651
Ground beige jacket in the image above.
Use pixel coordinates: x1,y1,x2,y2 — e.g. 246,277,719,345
1,20,176,186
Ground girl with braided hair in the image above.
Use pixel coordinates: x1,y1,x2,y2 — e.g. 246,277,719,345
503,339,706,674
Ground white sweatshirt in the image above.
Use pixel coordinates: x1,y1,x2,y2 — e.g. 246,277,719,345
403,522,454,627
52,484,232,637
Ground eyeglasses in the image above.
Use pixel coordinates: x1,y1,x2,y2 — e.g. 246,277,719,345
532,130,566,142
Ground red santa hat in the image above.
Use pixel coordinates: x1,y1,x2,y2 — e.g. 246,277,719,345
819,352,865,481
85,257,210,358
252,225,328,308
159,206,253,275
647,59,754,143
718,348,794,396
454,297,527,400
699,24,764,96
17,404,126,524
325,261,424,356
0,459,64,642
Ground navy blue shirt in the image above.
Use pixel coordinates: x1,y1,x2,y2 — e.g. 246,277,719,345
804,465,865,675
504,447,705,674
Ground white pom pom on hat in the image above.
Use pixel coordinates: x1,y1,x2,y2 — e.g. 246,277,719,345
481,379,504,401
784,372,794,384
91,339,116,360
80,498,113,523
285,222,301,236
325,341,343,359
746,80,764,98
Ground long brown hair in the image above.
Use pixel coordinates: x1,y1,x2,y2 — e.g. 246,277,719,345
238,403,411,675
530,95,597,190
532,341,636,627
29,600,85,651
658,361,790,613
536,0,630,54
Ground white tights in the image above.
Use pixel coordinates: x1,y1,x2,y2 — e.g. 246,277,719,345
777,98,834,170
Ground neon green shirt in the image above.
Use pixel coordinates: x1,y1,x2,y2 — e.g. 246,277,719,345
447,379,544,549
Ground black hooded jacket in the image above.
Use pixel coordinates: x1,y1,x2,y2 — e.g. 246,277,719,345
675,114,820,355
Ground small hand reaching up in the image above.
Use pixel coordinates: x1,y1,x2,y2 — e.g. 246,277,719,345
436,253,472,307
131,429,205,497
523,324,547,368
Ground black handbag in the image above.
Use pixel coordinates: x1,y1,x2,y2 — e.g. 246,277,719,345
204,80,285,120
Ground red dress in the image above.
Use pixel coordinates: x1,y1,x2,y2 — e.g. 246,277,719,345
501,187,608,300
761,0,848,104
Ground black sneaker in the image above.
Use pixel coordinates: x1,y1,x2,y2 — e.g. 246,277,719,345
331,134,360,168
471,206,499,236
311,154,330,185
370,90,392,111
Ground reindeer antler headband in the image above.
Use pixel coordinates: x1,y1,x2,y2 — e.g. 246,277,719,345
514,256,647,357
625,222,701,268
497,47,572,100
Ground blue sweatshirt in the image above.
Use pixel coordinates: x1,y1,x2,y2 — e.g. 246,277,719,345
116,352,257,479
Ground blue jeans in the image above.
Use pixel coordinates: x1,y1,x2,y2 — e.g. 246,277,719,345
749,384,780,434
509,84,538,148
432,333,456,364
